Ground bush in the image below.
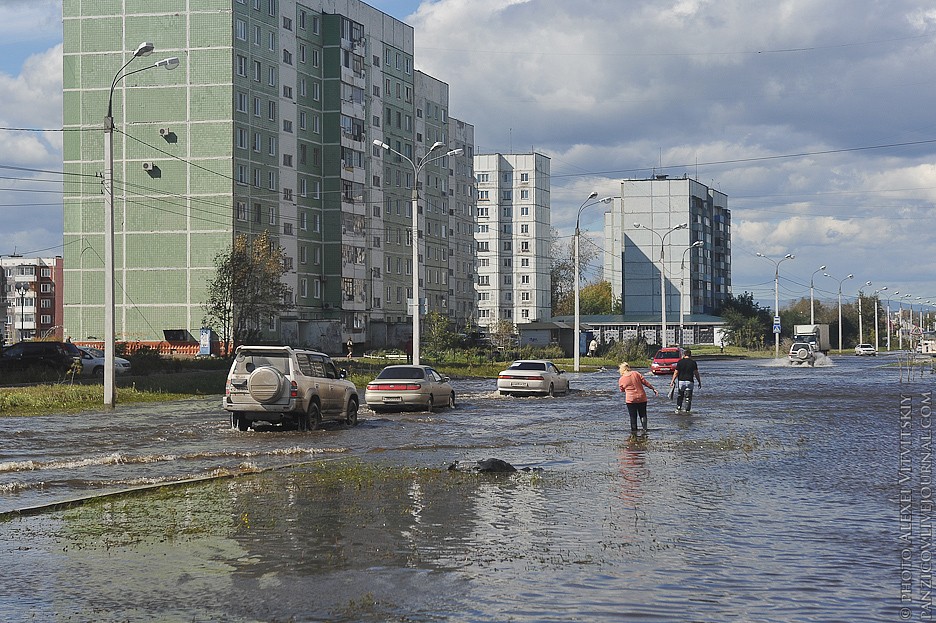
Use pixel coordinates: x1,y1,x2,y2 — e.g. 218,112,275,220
602,338,651,364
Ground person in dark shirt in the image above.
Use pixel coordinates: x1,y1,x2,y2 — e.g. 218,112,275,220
670,349,702,413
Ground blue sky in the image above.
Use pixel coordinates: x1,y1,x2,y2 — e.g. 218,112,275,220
2,0,936,311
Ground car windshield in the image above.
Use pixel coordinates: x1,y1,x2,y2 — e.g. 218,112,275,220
654,350,680,359
857,344,873,349
83,348,104,357
508,361,546,371
233,351,290,374
376,366,425,380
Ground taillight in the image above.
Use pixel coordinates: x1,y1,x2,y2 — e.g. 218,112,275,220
499,374,543,381
290,381,298,398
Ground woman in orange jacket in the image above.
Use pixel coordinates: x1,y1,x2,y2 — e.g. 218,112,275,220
618,362,659,433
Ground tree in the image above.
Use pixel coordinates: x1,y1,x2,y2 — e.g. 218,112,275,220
202,231,294,355
423,310,456,357
716,292,772,349
550,228,602,316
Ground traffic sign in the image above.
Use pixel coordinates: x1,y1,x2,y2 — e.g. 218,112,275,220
773,324,781,334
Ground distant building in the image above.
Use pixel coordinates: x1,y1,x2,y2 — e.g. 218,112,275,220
62,0,474,353
1,257,65,344
473,153,551,330
603,176,731,345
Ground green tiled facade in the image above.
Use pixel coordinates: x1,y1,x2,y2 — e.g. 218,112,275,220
63,0,474,351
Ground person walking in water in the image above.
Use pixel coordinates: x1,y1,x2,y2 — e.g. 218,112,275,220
671,349,702,413
618,362,659,433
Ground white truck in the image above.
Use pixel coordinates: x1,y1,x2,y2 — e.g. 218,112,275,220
793,324,831,352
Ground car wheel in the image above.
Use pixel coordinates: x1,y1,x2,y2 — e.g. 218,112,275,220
233,414,249,431
447,392,456,409
297,410,311,432
426,395,434,412
547,383,555,398
93,366,104,378
345,397,359,427
307,401,322,430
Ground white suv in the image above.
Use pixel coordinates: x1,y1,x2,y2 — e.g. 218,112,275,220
224,345,359,431
789,342,817,366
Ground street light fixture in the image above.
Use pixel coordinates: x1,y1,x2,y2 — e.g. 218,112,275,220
857,281,872,344
679,240,705,346
884,290,900,352
756,252,795,358
104,43,179,407
899,293,912,350
824,272,853,351
871,286,887,352
634,222,688,348
810,265,826,325
572,192,613,372
372,139,463,366
15,282,29,342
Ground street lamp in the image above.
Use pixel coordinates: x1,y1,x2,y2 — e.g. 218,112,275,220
899,293,912,350
15,282,29,341
884,291,901,352
872,286,887,352
810,265,826,325
372,139,463,366
756,252,795,358
104,43,179,407
572,192,613,372
857,281,872,344
634,222,688,348
825,272,853,351
679,240,705,346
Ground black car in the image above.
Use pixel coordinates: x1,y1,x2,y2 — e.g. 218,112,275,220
0,341,83,373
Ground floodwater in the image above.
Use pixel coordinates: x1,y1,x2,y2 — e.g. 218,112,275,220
0,354,931,622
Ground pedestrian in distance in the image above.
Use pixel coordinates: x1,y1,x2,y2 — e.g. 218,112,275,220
588,338,598,357
346,339,354,360
670,349,702,413
618,362,659,433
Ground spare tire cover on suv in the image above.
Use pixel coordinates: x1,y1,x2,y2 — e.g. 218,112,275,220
247,366,287,403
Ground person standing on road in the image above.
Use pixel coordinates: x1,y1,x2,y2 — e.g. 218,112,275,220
346,339,354,360
671,349,702,413
588,338,598,357
618,362,659,433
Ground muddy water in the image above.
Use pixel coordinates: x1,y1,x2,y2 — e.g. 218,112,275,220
0,355,927,621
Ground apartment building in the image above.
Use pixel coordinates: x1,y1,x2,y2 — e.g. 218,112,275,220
473,153,551,330
62,0,474,353
603,175,731,342
1,257,65,345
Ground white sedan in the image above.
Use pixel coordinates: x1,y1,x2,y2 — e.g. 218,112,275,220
497,359,570,397
77,347,132,377
854,344,877,356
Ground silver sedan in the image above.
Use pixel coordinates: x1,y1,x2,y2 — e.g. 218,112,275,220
365,365,456,413
497,359,570,397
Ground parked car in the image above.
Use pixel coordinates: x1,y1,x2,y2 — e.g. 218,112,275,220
365,365,455,413
854,343,877,356
650,347,684,375
223,345,359,431
0,341,82,374
77,346,132,377
789,342,817,366
497,359,569,397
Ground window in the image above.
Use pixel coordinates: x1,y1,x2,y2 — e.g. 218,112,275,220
311,48,320,67
282,16,292,30
236,55,247,77
283,221,293,235
283,85,292,99
268,135,277,155
268,171,277,191
283,119,293,133
253,132,262,152
299,44,306,63
299,178,307,197
236,19,247,41
237,165,247,184
268,100,276,121
283,153,292,167
236,201,247,221
282,49,292,65
299,245,307,264
254,25,261,45
236,127,248,149
299,111,306,130
268,66,277,86
40,315,52,324
268,206,276,225
520,172,529,182
236,92,248,113
253,60,261,81
40,298,51,308
253,96,261,117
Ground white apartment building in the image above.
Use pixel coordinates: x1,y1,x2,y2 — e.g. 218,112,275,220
473,153,551,330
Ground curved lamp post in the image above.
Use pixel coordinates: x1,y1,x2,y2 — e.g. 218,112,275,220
825,272,854,351
756,252,795,358
871,286,887,352
104,43,179,407
679,240,705,346
810,265,826,325
373,139,463,366
857,281,872,344
884,290,901,352
634,222,688,348
899,293,912,350
573,193,613,372
15,282,30,342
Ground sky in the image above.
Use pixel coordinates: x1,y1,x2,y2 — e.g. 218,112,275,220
2,0,936,313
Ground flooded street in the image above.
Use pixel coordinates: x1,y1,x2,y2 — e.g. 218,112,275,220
0,355,930,622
